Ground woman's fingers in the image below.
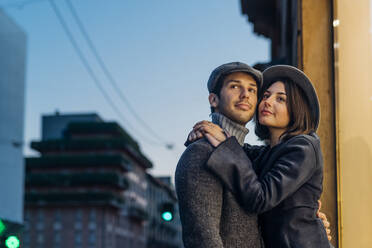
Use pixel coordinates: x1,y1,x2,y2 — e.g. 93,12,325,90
193,123,222,134
188,130,204,142
205,133,221,147
194,121,222,132
196,125,226,142
193,120,210,128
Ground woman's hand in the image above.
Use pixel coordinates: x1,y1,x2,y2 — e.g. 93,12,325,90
187,120,227,147
191,120,227,147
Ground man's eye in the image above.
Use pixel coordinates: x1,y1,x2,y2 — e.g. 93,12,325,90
230,85,239,89
248,88,256,93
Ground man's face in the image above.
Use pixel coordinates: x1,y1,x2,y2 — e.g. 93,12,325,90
211,72,258,125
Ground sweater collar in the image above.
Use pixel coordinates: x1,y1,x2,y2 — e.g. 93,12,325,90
211,113,249,146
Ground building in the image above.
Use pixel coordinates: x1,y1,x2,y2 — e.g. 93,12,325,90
23,113,182,248
146,175,183,248
0,8,27,244
240,0,372,247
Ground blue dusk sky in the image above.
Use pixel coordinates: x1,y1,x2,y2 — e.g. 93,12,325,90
1,0,269,178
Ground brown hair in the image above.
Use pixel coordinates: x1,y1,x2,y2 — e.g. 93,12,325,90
255,78,316,142
210,77,224,113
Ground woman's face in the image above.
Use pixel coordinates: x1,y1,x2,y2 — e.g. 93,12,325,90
258,81,290,131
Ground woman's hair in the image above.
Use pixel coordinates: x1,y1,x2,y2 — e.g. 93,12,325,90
255,77,317,142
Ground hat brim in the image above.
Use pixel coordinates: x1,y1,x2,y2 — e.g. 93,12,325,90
220,68,262,89
262,65,320,130
207,62,263,93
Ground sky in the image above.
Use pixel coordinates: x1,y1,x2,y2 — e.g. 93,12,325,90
1,0,269,178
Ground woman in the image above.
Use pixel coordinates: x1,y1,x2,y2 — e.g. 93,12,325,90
190,65,331,248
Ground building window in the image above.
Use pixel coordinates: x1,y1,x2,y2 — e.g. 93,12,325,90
76,209,83,221
54,232,61,243
89,209,96,220
75,222,82,230
55,209,61,222
36,209,44,230
75,209,83,230
88,221,96,230
24,219,30,230
75,231,82,246
37,209,44,221
54,222,62,230
36,222,44,230
88,231,96,245
37,233,44,244
23,232,30,245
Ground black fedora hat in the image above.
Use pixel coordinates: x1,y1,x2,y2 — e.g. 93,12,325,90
262,65,320,130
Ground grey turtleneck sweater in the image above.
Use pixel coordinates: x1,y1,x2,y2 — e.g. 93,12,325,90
211,112,249,146
175,113,263,248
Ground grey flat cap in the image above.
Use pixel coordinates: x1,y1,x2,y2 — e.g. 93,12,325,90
262,65,320,130
207,62,263,93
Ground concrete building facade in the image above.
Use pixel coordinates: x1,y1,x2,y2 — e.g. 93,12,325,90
146,175,183,248
23,113,183,248
0,8,27,240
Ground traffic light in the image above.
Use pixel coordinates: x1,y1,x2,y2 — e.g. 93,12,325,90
5,236,20,248
0,219,21,248
160,202,174,222
0,220,5,236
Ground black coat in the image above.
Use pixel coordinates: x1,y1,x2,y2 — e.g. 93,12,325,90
206,133,331,248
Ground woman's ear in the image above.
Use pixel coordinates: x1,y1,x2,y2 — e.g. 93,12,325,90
209,93,219,108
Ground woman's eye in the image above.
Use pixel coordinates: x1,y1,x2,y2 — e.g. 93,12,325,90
262,94,269,99
278,97,286,102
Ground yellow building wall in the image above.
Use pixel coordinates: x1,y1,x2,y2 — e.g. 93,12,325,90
300,1,338,246
334,0,372,247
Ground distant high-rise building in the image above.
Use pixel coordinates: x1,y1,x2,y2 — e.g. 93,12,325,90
41,112,103,140
24,113,183,248
0,7,27,242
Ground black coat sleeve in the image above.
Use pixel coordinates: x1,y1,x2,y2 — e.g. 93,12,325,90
242,143,266,160
175,140,224,248
205,136,317,214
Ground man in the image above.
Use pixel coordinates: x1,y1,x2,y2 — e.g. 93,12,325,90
175,62,264,248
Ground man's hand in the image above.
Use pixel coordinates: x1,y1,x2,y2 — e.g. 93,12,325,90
317,200,332,241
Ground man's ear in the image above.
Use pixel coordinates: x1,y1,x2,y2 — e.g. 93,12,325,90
209,93,219,108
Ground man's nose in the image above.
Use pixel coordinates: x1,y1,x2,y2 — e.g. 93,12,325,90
240,88,250,99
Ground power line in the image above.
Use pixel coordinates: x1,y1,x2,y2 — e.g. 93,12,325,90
47,0,163,147
0,0,45,9
64,0,173,149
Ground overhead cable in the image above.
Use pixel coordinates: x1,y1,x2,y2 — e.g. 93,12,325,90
64,0,174,149
48,0,163,146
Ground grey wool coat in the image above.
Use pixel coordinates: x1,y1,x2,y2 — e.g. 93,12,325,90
175,139,263,248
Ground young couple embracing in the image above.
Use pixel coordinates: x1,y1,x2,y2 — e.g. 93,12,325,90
176,62,333,248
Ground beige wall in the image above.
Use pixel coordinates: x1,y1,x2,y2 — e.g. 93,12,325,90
334,0,372,247
300,1,338,246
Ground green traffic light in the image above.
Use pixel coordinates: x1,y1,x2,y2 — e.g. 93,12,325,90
161,211,173,221
5,236,20,248
0,220,5,235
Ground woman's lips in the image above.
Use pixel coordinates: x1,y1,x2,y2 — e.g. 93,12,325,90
260,109,273,116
